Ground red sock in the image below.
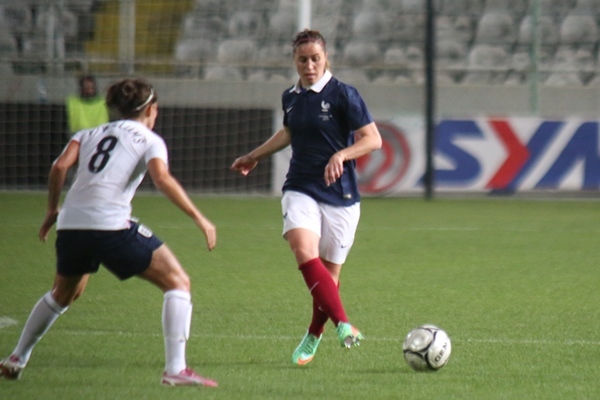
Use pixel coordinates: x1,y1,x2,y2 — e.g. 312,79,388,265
299,258,347,327
308,297,328,337
308,282,340,337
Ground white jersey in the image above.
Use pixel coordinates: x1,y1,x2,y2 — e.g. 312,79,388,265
57,120,168,230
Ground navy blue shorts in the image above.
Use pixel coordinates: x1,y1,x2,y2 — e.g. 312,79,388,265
55,222,163,280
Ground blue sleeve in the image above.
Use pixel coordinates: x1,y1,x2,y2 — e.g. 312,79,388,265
344,86,373,131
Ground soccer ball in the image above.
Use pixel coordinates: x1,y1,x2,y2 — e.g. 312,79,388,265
402,324,451,371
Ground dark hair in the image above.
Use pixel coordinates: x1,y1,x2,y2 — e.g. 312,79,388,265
78,74,97,98
79,74,96,89
106,78,157,119
292,29,327,52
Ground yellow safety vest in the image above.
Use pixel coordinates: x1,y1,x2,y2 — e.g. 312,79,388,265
66,95,109,134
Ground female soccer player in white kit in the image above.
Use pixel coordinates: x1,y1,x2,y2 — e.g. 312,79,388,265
231,29,382,365
0,78,218,387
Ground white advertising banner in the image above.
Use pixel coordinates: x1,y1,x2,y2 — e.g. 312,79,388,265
273,117,600,195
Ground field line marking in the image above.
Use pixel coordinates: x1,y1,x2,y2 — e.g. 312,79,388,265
0,317,18,329
2,328,599,346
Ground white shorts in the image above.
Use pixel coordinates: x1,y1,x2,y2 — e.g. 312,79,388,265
281,190,360,265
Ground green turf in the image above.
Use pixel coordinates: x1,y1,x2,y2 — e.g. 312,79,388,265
1,192,600,399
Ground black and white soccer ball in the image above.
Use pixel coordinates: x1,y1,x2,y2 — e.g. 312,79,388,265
403,324,451,371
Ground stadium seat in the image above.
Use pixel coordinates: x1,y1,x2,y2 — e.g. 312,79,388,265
193,0,230,17
389,14,425,43
246,67,292,82
275,0,296,11
359,0,390,11
545,45,594,86
474,12,517,45
351,11,390,41
246,69,270,82
257,42,289,65
436,15,475,44
438,0,483,16
381,44,425,83
268,10,296,41
232,0,277,11
173,38,216,77
314,0,344,14
436,71,457,84
312,15,340,44
21,35,46,58
0,31,18,58
64,0,95,13
175,38,217,62
312,0,343,42
403,45,424,69
452,16,476,43
204,65,244,81
545,71,583,86
574,0,600,13
504,47,554,85
559,12,598,49
400,0,426,13
539,0,576,16
361,0,424,14
334,67,371,84
462,44,510,84
0,62,13,76
587,50,600,85
383,46,406,65
217,38,258,64
371,73,395,84
227,11,266,39
34,7,78,39
437,39,468,82
342,40,382,66
517,15,560,48
484,0,529,16
180,14,227,40
0,4,33,35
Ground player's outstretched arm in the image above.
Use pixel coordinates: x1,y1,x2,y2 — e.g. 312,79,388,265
147,158,216,251
39,140,80,242
231,128,291,176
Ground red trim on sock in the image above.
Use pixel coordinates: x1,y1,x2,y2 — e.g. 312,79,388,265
299,258,347,326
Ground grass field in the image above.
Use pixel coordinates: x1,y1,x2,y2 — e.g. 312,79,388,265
1,192,600,399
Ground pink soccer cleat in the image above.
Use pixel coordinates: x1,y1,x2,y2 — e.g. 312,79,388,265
161,367,218,387
0,355,25,380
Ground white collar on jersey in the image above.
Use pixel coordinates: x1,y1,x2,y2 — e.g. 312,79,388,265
290,69,332,94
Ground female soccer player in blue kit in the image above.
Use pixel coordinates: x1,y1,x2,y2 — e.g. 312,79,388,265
231,29,382,365
0,78,218,387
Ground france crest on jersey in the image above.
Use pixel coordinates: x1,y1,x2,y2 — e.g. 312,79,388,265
282,70,374,206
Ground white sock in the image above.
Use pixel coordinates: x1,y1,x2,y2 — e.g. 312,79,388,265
162,290,192,375
13,291,68,365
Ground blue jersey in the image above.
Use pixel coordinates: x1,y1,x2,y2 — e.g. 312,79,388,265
281,71,374,206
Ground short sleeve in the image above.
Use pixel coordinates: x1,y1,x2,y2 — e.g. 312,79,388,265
144,136,169,167
70,128,87,143
344,86,373,131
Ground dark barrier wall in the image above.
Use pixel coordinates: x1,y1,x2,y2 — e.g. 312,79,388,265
0,103,273,192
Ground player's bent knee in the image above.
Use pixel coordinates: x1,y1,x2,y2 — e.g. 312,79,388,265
142,261,190,292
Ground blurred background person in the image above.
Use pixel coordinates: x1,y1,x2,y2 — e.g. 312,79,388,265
65,74,109,135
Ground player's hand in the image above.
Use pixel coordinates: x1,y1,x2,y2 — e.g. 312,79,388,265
324,152,345,186
195,216,216,251
39,210,58,242
231,155,258,176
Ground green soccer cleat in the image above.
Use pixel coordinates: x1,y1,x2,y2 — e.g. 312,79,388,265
336,322,363,348
292,332,322,365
